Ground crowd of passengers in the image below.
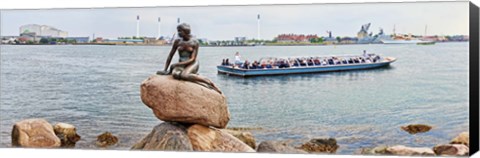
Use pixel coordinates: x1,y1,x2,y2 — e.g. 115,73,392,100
221,52,382,70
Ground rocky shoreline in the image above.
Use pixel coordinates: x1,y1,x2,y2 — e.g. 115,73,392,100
8,75,471,156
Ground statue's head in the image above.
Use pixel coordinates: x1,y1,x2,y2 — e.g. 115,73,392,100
177,23,191,38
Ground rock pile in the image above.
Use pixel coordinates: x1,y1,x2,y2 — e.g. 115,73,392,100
11,119,80,148
134,75,254,152
360,131,470,156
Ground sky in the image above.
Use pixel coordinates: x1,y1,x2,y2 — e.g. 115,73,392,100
0,1,470,40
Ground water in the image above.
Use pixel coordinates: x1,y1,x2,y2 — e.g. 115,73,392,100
0,43,469,154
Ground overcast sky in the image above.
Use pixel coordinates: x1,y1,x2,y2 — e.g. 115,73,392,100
0,1,469,40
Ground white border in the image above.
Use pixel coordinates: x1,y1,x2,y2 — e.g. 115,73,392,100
0,0,472,9
1,0,479,158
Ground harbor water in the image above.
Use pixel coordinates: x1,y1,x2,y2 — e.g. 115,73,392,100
0,43,469,154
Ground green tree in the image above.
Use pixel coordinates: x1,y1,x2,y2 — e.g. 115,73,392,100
40,38,49,44
26,40,34,44
67,39,77,44
336,36,341,42
318,37,324,43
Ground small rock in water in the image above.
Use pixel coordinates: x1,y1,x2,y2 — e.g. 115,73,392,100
53,123,81,148
257,141,307,154
433,144,469,156
386,145,435,156
450,132,469,147
400,124,432,134
96,132,118,147
299,138,339,153
11,118,61,148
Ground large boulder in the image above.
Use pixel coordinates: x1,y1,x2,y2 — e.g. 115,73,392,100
450,132,469,147
433,144,469,156
53,123,81,148
187,124,255,152
11,118,61,148
299,138,339,153
400,124,432,134
386,145,435,156
131,122,193,151
257,141,307,154
221,129,256,149
141,75,230,128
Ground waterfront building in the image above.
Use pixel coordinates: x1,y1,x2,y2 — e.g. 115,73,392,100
19,32,40,43
322,31,337,45
143,37,167,45
102,38,144,44
447,35,469,42
1,36,18,44
339,37,358,44
65,37,90,43
234,37,247,42
19,24,68,38
276,34,318,43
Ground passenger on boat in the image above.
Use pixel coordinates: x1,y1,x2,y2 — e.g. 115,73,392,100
348,58,354,64
299,58,307,66
334,57,341,65
242,60,250,69
225,58,230,65
276,60,283,68
363,50,369,58
360,57,366,63
314,58,321,65
322,59,327,65
366,58,372,63
354,58,360,63
221,59,226,65
328,58,334,65
307,57,314,66
372,55,380,63
267,60,274,69
260,61,267,69
342,58,348,64
234,52,243,66
251,60,259,69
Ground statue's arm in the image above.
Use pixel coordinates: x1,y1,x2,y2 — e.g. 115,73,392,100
163,39,179,72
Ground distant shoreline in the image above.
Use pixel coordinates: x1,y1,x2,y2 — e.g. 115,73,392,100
1,41,468,47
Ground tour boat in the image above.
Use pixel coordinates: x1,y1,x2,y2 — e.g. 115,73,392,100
217,54,396,77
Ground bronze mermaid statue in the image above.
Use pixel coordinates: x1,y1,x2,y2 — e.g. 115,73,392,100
157,23,222,94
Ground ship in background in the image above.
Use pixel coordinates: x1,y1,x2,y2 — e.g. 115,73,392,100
356,23,435,45
380,25,436,45
356,23,392,44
